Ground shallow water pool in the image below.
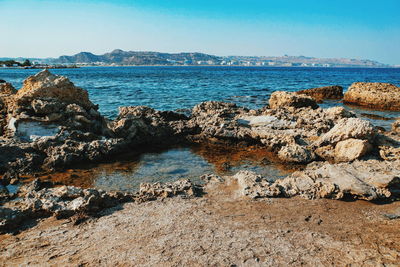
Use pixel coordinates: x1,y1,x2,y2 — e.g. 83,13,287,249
39,145,296,192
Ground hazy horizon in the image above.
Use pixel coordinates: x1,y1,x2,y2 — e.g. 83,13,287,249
1,0,399,65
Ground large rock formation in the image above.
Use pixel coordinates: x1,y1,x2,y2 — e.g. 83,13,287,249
14,69,94,109
296,85,343,101
344,82,400,111
1,70,107,140
269,91,319,109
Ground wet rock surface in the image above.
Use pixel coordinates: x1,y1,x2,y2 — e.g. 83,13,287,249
344,82,400,111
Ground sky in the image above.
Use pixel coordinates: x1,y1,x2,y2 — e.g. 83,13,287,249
1,0,399,64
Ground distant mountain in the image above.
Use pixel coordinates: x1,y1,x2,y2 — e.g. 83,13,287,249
49,49,222,65
1,50,391,67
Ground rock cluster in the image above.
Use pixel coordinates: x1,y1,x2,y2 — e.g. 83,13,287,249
233,160,400,201
4,70,106,140
296,85,343,101
0,178,202,233
344,82,400,111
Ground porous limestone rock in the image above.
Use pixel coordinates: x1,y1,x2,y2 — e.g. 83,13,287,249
0,82,17,95
15,69,94,109
344,82,400,111
379,146,400,161
296,85,343,101
315,145,335,162
278,144,316,163
233,160,400,201
269,91,319,110
316,118,376,146
0,178,202,233
2,70,107,140
334,138,371,162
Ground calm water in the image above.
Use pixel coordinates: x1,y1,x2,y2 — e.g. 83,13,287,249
1,66,399,119
2,66,399,190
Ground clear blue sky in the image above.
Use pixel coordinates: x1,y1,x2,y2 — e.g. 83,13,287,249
1,0,399,64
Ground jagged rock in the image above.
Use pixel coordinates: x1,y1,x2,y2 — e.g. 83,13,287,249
324,106,355,119
0,82,17,95
234,171,278,198
2,70,107,140
233,160,400,201
379,146,400,161
296,85,343,101
344,82,400,111
278,144,315,163
269,91,319,110
0,179,202,233
138,179,203,200
334,138,372,162
15,69,95,109
316,118,376,146
112,105,193,144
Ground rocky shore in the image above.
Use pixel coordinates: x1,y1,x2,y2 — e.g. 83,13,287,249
0,70,399,264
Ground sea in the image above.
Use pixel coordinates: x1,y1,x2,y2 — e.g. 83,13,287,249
1,66,399,190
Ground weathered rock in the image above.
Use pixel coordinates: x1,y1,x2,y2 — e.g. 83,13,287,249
112,105,193,144
278,144,315,163
269,91,319,110
344,82,400,111
15,69,94,109
315,145,335,162
0,82,17,95
334,138,372,162
379,146,400,161
234,171,278,198
316,118,376,146
233,160,400,201
1,70,109,140
138,179,203,200
296,85,343,101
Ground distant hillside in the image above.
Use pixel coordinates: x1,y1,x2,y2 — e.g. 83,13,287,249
50,49,221,65
1,50,391,67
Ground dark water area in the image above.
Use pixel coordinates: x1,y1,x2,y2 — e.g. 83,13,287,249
1,66,399,120
2,66,399,191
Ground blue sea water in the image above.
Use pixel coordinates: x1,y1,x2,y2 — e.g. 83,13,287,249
1,66,399,120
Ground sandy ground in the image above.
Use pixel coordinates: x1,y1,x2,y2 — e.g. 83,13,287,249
1,181,400,266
